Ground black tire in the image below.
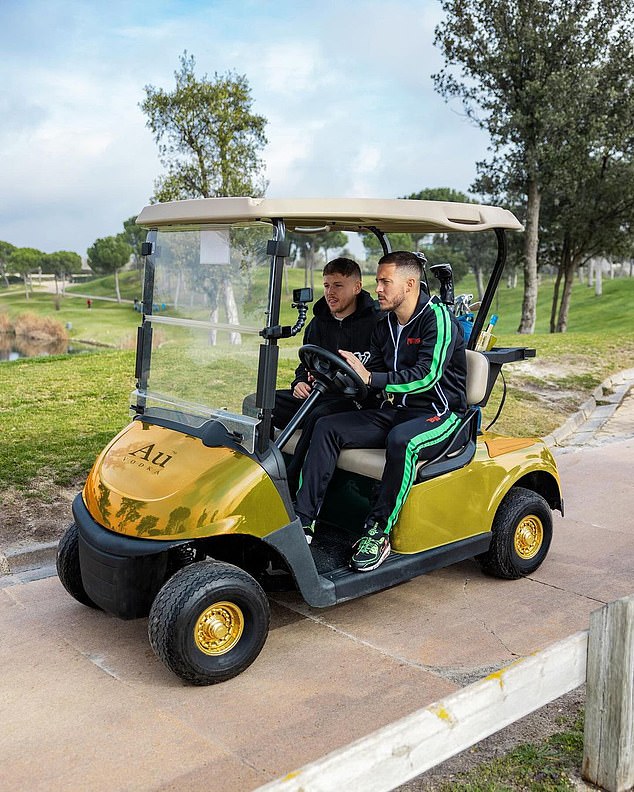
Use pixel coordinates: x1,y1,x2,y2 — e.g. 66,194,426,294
148,560,270,685
56,522,99,608
477,486,553,579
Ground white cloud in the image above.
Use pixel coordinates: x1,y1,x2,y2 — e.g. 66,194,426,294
0,0,490,254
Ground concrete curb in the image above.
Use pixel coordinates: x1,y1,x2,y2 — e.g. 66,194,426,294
543,367,634,449
0,541,59,578
2,369,633,580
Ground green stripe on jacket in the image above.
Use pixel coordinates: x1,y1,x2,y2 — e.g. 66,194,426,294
385,302,452,395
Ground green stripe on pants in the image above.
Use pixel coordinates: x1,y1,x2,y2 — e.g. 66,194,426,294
385,412,461,534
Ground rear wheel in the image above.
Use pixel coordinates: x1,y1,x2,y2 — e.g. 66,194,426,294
477,487,552,579
56,522,99,608
148,560,270,685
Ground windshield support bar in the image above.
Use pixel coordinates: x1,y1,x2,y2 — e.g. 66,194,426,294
364,226,392,255
255,218,287,453
134,229,158,414
468,227,507,351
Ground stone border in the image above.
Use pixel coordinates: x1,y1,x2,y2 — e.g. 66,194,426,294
543,367,634,448
0,541,59,578
2,369,633,580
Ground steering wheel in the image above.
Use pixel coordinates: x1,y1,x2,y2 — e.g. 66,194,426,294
298,344,368,401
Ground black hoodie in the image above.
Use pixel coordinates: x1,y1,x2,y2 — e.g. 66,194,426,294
291,289,382,388
367,292,467,415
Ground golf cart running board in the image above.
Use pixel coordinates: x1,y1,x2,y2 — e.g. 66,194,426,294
322,533,491,605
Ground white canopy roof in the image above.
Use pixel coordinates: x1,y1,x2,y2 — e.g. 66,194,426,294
136,197,523,234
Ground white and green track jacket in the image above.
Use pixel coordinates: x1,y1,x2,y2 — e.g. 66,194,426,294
367,293,468,415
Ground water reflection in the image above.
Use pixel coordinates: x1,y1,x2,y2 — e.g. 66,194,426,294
0,334,86,361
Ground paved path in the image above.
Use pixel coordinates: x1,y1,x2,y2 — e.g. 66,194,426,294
1,395,633,791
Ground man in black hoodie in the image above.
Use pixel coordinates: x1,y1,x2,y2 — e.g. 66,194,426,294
273,257,381,492
295,251,467,572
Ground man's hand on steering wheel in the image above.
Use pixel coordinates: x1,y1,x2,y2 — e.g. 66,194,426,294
338,350,371,386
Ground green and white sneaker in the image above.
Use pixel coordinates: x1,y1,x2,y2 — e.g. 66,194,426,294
302,520,316,545
350,523,390,572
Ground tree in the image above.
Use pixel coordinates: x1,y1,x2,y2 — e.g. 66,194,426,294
0,241,16,288
288,230,348,288
9,247,44,299
434,0,634,333
543,155,634,332
122,216,147,268
45,251,82,295
141,51,268,201
87,235,131,303
141,52,268,344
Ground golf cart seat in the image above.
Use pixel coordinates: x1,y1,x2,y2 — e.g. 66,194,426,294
282,350,489,482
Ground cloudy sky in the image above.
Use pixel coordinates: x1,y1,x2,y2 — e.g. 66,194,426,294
0,0,490,256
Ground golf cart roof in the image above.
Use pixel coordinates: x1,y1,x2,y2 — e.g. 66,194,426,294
136,197,522,234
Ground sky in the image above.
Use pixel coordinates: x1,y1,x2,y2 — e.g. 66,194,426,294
0,0,490,257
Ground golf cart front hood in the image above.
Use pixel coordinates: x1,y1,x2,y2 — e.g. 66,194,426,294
83,421,289,540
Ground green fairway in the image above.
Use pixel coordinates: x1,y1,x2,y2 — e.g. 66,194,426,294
65,269,143,301
1,273,634,491
0,289,141,347
454,273,634,335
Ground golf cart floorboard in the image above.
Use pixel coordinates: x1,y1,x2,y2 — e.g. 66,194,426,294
311,527,491,604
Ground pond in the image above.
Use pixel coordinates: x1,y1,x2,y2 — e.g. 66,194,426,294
0,336,91,361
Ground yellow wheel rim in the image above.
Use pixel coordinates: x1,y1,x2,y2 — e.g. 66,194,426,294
194,601,244,656
514,515,544,560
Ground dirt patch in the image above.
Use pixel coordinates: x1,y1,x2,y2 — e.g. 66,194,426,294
0,479,79,550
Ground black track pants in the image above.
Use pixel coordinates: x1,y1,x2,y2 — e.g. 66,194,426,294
294,407,463,533
273,390,360,492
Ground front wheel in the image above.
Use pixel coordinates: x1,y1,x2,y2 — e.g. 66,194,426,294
477,487,553,579
148,560,270,685
56,522,99,608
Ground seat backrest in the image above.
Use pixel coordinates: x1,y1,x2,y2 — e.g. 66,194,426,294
465,350,489,406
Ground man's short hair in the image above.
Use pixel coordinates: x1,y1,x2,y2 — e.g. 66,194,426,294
378,251,422,280
322,257,362,280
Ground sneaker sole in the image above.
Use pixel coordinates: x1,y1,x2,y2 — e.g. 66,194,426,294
350,543,391,572
305,533,313,545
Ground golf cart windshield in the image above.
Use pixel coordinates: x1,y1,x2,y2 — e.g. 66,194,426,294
132,224,272,444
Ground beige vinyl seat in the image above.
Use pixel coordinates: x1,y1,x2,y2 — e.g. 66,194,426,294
281,349,490,481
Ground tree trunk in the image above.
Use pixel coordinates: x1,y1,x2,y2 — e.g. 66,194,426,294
208,307,218,346
23,274,29,300
595,262,603,297
517,177,541,334
174,270,182,309
556,254,580,333
550,250,565,334
223,279,241,345
54,275,59,296
474,263,485,301
114,269,122,303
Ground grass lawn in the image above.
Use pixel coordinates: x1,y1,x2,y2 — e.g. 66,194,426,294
1,272,634,490
431,712,585,791
0,289,141,347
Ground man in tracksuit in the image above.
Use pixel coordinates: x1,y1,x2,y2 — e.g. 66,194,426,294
273,257,381,492
295,250,467,572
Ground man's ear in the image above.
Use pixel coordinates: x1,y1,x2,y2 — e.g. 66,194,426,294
406,276,417,291
354,280,362,295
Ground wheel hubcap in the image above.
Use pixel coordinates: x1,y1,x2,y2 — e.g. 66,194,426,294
514,515,544,559
194,601,244,656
